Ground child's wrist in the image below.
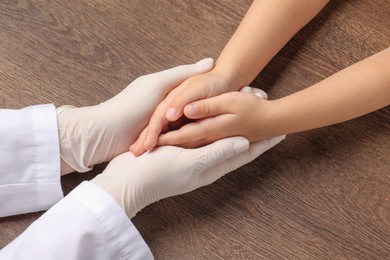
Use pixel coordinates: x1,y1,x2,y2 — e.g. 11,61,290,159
211,66,244,92
253,99,281,141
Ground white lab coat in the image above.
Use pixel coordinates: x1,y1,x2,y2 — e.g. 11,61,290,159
0,104,153,259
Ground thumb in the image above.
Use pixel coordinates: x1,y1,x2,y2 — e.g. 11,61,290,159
193,136,249,186
245,135,286,161
200,135,286,186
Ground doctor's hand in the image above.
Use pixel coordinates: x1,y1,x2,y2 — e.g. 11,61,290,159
57,58,214,174
130,70,236,156
91,134,285,218
157,87,273,148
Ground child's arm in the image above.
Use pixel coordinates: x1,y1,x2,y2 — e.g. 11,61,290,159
213,0,330,91
130,0,329,156
156,47,390,147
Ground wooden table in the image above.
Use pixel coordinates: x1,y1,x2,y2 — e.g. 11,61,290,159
1,0,389,258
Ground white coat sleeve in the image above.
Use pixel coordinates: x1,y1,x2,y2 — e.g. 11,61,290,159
0,104,153,259
0,104,63,217
0,181,153,260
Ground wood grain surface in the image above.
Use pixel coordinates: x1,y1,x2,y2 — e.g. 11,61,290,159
1,0,389,259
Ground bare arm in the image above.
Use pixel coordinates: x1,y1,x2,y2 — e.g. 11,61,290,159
263,47,390,139
130,0,329,155
157,48,390,146
215,0,330,90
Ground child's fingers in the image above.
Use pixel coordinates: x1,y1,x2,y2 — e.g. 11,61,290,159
143,106,171,151
141,84,190,151
130,127,149,156
157,122,204,146
183,94,233,119
141,98,175,151
157,116,229,147
164,81,212,122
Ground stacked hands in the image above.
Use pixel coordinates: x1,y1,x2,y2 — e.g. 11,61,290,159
58,58,285,218
130,62,273,154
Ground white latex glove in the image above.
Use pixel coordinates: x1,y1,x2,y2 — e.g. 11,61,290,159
91,135,285,218
57,58,214,173
239,85,268,99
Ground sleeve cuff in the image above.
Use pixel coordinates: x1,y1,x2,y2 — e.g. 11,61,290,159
0,104,63,217
0,181,153,259
66,181,153,259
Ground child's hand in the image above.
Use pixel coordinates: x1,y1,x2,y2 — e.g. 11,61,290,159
130,70,234,156
156,87,273,148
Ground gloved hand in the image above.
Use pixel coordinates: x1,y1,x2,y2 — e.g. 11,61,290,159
57,58,214,174
91,135,285,218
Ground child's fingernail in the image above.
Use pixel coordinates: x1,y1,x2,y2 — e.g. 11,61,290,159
165,108,177,120
185,104,196,116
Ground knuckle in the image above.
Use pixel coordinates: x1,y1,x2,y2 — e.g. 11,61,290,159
202,102,211,116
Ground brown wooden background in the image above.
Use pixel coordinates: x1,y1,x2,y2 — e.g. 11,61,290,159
1,0,389,259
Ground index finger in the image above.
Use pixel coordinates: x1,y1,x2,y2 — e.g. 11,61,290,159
143,99,173,151
164,80,212,122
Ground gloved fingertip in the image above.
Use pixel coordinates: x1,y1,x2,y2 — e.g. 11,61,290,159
232,137,250,155
267,134,287,147
278,134,287,142
254,90,268,100
239,86,252,93
196,58,214,71
240,86,268,100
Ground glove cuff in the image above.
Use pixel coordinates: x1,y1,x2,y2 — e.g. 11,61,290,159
57,105,93,173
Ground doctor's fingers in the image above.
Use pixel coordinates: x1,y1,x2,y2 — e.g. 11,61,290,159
188,136,249,180
245,135,286,160
199,135,286,186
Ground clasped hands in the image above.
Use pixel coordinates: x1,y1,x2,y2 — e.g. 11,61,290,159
59,58,285,218
130,66,280,155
